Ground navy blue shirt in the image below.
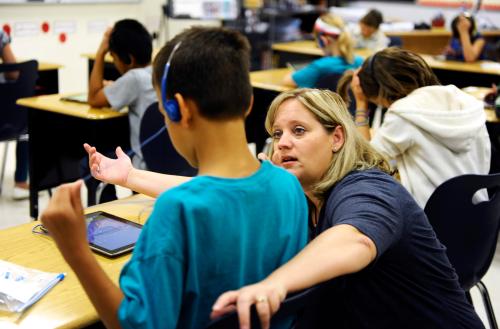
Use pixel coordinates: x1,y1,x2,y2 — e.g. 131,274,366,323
309,169,484,329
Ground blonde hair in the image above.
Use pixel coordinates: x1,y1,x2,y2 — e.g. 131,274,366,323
314,14,355,64
265,89,391,202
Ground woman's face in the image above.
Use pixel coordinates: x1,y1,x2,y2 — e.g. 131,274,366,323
270,99,335,191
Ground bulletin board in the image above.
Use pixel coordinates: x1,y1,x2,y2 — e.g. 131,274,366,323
418,0,500,10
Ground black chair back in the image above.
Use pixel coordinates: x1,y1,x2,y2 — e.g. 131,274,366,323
0,60,38,140
139,102,197,176
424,174,500,291
206,285,322,329
315,73,356,116
388,36,403,48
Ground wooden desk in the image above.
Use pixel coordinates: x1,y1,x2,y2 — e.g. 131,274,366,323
250,68,294,93
272,40,373,67
17,94,130,219
0,194,155,329
385,29,500,55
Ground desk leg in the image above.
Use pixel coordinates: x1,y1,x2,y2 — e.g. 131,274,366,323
28,109,38,219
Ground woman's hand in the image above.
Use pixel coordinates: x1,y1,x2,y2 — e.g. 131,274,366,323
83,143,133,186
351,69,368,106
211,280,287,329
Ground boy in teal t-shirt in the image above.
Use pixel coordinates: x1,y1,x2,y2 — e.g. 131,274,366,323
41,27,308,329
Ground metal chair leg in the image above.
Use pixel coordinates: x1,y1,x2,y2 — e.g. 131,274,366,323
476,281,498,329
0,142,10,196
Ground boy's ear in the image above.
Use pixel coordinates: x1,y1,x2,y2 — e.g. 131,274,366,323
244,95,254,118
174,93,193,128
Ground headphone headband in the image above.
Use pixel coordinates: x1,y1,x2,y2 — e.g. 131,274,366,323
161,41,183,122
314,18,342,38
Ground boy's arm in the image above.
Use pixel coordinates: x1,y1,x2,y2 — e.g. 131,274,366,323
88,28,112,107
84,143,192,197
211,224,376,329
40,181,123,329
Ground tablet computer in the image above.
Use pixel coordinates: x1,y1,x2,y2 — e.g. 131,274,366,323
85,211,143,257
60,93,88,104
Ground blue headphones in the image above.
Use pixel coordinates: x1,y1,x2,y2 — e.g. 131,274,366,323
161,42,183,122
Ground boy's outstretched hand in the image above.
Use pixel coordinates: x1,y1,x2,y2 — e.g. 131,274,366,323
84,143,133,186
40,180,91,264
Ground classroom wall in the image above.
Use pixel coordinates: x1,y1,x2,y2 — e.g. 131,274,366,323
0,1,219,93
345,1,500,29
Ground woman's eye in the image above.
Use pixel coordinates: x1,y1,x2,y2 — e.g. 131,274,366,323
293,126,306,135
272,130,282,139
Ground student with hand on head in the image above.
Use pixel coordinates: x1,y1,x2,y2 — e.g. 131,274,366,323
352,9,390,51
283,13,363,88
84,19,156,204
210,89,485,329
339,47,490,208
444,13,486,62
41,26,308,329
0,30,29,200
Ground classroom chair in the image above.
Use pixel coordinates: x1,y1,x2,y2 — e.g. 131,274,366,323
0,60,38,195
205,285,323,329
139,102,197,176
315,73,356,116
424,173,500,329
388,36,402,48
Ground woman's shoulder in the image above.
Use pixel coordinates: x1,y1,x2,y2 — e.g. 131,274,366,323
329,169,398,198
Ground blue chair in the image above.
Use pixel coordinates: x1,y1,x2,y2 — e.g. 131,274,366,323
206,285,322,329
424,173,500,329
139,102,197,176
0,60,38,195
388,36,402,48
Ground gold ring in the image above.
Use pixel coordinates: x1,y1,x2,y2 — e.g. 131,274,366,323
256,295,268,303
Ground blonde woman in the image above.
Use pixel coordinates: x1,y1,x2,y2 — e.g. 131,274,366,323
211,89,484,329
283,14,363,88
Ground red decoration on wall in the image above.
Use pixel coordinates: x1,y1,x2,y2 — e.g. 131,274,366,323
2,24,11,36
41,22,50,33
59,32,67,43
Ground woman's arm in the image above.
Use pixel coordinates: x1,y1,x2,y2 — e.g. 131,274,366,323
351,71,371,140
211,224,376,329
282,72,297,87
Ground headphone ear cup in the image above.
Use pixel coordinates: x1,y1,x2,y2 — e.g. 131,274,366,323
165,100,181,122
318,35,325,48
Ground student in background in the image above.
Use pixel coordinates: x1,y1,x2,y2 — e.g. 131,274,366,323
340,47,490,208
0,30,29,200
41,27,307,329
283,14,363,88
210,89,485,329
84,19,156,204
352,9,390,51
444,13,485,62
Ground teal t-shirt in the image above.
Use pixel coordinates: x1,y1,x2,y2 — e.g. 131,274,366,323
118,161,308,329
292,55,364,88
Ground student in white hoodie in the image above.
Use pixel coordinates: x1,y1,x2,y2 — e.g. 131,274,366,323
341,47,490,208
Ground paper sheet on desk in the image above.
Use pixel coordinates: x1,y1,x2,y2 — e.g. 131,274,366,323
480,62,500,71
0,260,65,313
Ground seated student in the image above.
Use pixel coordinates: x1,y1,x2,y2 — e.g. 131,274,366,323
85,19,156,203
351,9,390,51
210,89,485,329
283,13,363,88
339,47,490,208
444,13,486,62
40,26,308,329
0,30,29,200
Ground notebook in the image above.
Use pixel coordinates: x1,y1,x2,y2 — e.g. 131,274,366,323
0,259,65,313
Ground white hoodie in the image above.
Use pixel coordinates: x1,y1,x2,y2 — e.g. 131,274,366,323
371,85,491,208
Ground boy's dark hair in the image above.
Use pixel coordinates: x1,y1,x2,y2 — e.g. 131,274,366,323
451,14,477,39
153,26,252,120
360,9,383,29
357,47,439,104
109,19,152,66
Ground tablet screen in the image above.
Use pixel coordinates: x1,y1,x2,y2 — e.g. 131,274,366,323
85,211,142,257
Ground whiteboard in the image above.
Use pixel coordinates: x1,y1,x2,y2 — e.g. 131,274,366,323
170,0,239,20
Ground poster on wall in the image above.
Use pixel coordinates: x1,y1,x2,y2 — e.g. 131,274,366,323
0,0,139,3
419,0,500,10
